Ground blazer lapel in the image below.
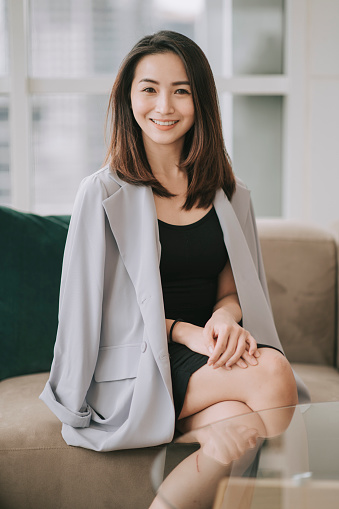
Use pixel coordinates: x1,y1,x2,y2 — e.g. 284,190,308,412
214,189,282,351
102,183,168,361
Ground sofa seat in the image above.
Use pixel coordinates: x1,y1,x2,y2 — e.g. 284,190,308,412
292,363,339,403
0,373,160,509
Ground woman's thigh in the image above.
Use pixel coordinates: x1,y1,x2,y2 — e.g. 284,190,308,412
178,347,297,420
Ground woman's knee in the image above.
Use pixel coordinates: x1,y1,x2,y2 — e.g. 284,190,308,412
252,348,298,403
261,348,292,374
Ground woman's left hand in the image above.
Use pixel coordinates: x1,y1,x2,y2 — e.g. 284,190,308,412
204,308,259,370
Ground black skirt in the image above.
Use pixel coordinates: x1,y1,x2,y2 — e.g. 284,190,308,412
169,342,283,419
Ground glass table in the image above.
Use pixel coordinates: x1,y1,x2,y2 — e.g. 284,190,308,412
150,401,339,509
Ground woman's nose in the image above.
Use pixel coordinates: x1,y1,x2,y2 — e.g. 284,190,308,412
155,92,174,115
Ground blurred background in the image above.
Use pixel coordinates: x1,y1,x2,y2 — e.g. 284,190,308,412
0,0,338,225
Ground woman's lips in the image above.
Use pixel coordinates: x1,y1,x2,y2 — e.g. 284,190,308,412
151,119,179,126
150,118,179,130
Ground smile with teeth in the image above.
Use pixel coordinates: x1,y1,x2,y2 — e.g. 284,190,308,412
151,119,179,126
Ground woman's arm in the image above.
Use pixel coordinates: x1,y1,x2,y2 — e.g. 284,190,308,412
205,260,259,369
40,175,108,426
166,319,207,354
167,260,259,369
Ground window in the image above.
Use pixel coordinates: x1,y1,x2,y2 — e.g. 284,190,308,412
2,0,288,216
0,0,9,204
29,0,207,214
233,0,284,75
0,0,8,76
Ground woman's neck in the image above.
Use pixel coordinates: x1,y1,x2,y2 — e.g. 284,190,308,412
142,135,184,180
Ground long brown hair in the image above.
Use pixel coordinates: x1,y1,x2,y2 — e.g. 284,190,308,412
105,30,235,209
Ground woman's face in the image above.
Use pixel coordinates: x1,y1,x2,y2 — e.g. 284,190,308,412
130,52,195,153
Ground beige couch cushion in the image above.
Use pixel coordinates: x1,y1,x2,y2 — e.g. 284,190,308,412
292,363,339,402
0,373,160,509
258,220,337,366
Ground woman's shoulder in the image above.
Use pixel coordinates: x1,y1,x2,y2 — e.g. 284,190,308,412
232,176,251,207
78,165,123,200
229,176,252,228
234,176,249,193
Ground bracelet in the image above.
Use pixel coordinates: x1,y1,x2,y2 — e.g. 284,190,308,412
169,319,184,343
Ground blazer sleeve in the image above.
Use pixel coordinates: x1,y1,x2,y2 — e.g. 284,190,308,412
40,175,109,427
246,199,273,311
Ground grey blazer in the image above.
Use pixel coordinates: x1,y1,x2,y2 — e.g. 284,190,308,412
40,166,310,452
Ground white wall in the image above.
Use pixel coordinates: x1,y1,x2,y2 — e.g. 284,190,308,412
308,0,339,226
285,0,339,227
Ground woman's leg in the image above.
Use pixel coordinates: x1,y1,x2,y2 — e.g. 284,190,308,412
177,401,265,436
150,410,261,509
178,348,298,436
149,352,295,509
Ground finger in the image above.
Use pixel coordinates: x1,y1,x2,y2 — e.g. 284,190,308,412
210,333,239,368
235,358,248,369
207,331,229,366
221,334,248,368
212,323,248,367
202,326,218,358
242,349,258,366
246,334,258,356
222,344,247,368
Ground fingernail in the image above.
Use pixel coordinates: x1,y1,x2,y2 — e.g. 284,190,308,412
208,346,214,353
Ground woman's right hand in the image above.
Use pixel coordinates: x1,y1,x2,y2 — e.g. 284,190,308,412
168,320,257,370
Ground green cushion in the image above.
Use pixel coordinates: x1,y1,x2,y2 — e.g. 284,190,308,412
0,206,70,381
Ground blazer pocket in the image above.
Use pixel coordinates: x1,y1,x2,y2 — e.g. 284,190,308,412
94,343,141,383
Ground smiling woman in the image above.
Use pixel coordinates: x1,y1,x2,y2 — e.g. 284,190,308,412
40,31,307,466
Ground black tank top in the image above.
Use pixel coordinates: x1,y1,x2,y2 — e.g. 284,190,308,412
158,207,228,327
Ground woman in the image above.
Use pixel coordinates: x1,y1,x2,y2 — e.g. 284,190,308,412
40,31,309,452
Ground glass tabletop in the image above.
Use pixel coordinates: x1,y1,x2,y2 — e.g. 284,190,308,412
150,401,339,509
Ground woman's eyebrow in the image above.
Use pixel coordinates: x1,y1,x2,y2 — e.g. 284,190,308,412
172,80,190,86
138,78,190,86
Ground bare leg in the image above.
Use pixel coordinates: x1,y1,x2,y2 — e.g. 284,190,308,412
177,401,265,436
149,402,261,509
149,349,297,508
178,348,298,436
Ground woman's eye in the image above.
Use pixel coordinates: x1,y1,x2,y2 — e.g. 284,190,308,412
142,87,156,93
175,88,190,95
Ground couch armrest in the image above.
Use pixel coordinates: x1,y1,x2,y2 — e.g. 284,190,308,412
257,219,337,367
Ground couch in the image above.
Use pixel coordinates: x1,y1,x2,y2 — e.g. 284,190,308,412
1,206,339,509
